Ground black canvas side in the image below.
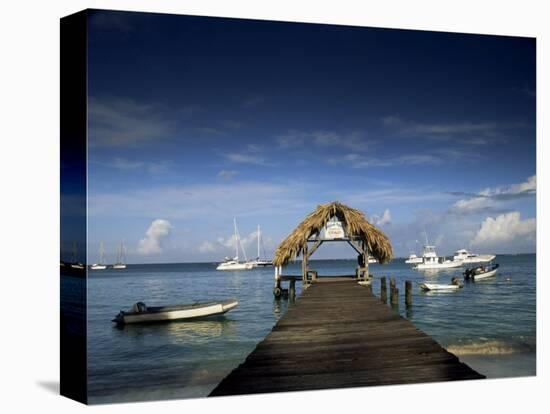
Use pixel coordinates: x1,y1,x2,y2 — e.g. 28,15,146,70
60,9,88,405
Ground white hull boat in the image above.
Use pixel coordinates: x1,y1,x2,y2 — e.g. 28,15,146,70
414,235,463,270
464,264,499,281
216,260,254,271
113,299,239,325
420,282,461,291
453,249,496,264
249,225,273,267
113,241,127,269
91,241,107,270
415,260,463,270
216,218,253,271
405,254,423,264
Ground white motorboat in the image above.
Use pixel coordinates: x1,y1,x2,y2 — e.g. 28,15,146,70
367,256,378,264
405,253,423,264
452,249,496,264
112,299,239,325
420,282,461,291
464,263,499,281
249,225,273,267
90,241,107,270
414,245,463,270
112,241,127,269
216,218,254,271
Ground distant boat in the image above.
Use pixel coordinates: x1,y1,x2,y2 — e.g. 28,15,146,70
367,256,378,264
415,245,463,270
70,242,85,269
112,241,127,269
249,224,273,267
216,218,254,271
112,299,239,325
413,233,462,270
452,249,496,264
463,263,499,281
405,253,423,264
420,282,462,291
90,242,107,270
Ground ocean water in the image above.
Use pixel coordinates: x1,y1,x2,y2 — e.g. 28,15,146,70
81,254,536,403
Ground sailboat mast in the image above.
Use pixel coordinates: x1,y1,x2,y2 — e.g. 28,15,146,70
257,224,260,259
99,242,105,264
233,218,239,260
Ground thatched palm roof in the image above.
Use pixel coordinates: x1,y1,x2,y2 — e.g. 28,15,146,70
273,201,393,267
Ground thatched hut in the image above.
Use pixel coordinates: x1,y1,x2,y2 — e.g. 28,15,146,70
272,201,392,295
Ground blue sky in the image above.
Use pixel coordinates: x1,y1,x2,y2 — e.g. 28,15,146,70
85,10,536,264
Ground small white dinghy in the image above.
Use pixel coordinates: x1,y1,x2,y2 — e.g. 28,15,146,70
420,277,463,291
113,299,239,325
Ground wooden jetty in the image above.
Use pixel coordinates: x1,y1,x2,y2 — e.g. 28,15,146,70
210,278,484,396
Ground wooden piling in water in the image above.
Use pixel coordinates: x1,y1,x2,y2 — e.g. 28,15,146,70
391,286,399,306
405,280,412,306
390,277,396,294
289,279,296,300
380,277,387,303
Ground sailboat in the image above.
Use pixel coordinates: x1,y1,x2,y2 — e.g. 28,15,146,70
250,225,273,267
90,242,107,270
112,241,127,269
216,218,254,271
70,241,85,269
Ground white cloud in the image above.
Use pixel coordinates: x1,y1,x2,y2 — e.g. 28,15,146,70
479,175,536,199
471,212,535,248
88,97,171,147
371,209,391,226
450,175,536,215
276,130,369,151
93,157,171,174
137,219,173,255
197,241,217,253
218,170,238,179
89,181,310,220
226,153,265,165
450,197,495,214
382,116,500,139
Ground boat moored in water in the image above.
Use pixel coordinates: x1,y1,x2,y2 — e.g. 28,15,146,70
405,253,423,264
113,299,239,325
216,218,254,271
420,276,463,291
414,245,463,270
464,263,499,281
453,249,496,264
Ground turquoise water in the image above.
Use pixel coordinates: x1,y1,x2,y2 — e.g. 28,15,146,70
84,254,536,403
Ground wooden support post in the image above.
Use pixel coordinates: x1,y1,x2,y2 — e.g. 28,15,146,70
405,280,412,307
391,287,399,306
273,266,282,298
302,244,308,286
289,279,296,301
390,277,396,294
380,277,387,303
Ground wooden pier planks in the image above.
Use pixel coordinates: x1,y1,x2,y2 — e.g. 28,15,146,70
210,279,484,396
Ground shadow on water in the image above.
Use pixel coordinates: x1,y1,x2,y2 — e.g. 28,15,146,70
113,318,238,343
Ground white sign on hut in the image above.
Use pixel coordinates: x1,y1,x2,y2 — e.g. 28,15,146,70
323,218,345,240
